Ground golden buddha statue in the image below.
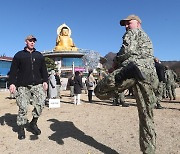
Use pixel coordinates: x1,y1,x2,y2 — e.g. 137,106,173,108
54,23,78,52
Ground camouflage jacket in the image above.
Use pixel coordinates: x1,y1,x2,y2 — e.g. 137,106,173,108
165,69,177,84
114,28,158,86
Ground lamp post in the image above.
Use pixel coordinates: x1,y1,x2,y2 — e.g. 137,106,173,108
72,62,75,74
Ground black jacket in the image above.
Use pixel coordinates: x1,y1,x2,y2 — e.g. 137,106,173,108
74,74,83,94
9,48,48,87
68,77,74,86
55,75,61,85
155,62,166,82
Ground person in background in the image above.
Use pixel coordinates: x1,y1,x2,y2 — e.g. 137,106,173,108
55,71,62,98
80,71,87,94
165,66,177,100
154,58,165,109
8,35,48,140
74,71,83,105
87,69,96,103
83,77,88,94
108,63,129,107
162,66,168,99
113,92,129,107
68,75,75,97
162,66,169,99
48,70,57,99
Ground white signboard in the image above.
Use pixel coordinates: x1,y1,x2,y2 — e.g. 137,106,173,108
49,99,60,108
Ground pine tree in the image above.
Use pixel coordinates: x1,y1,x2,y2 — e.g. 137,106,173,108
45,57,57,72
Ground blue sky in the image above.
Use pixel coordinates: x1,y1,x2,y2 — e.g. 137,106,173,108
0,0,179,61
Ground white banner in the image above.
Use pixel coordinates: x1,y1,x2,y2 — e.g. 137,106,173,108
49,99,60,108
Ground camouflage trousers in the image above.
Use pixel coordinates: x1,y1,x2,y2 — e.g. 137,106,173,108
155,81,164,104
114,92,125,104
16,84,46,126
94,69,157,154
166,82,176,100
162,82,168,98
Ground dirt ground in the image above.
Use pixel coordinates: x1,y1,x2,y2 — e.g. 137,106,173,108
0,88,180,154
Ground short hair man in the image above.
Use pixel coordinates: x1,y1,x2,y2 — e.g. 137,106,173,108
9,35,48,140
95,15,159,154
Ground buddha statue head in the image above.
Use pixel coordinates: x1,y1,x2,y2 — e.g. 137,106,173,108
57,23,71,37
54,23,78,52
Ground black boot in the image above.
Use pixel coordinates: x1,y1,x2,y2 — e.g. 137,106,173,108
88,92,93,103
115,62,146,84
88,96,92,103
18,125,25,140
29,117,41,135
113,99,120,106
120,101,129,107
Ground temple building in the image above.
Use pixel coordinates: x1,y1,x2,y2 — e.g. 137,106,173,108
0,56,12,88
0,56,12,76
42,49,88,77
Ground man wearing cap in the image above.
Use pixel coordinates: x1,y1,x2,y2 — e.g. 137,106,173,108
94,15,158,154
9,35,48,140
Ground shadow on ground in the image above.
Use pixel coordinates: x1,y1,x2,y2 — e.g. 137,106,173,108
0,113,40,140
48,119,119,154
0,113,18,132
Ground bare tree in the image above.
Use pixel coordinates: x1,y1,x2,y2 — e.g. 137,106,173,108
82,50,100,70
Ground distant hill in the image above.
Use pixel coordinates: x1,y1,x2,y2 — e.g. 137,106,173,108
103,52,180,79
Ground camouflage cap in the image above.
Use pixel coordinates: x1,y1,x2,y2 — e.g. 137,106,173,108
120,14,142,26
25,35,37,41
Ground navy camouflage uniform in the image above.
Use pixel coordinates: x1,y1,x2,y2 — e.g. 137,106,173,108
154,59,166,109
16,84,46,125
165,69,177,100
95,28,159,154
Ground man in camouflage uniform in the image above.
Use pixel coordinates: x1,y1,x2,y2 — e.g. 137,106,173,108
154,58,166,109
165,66,177,100
113,91,129,107
9,35,48,140
94,15,159,154
162,66,168,98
